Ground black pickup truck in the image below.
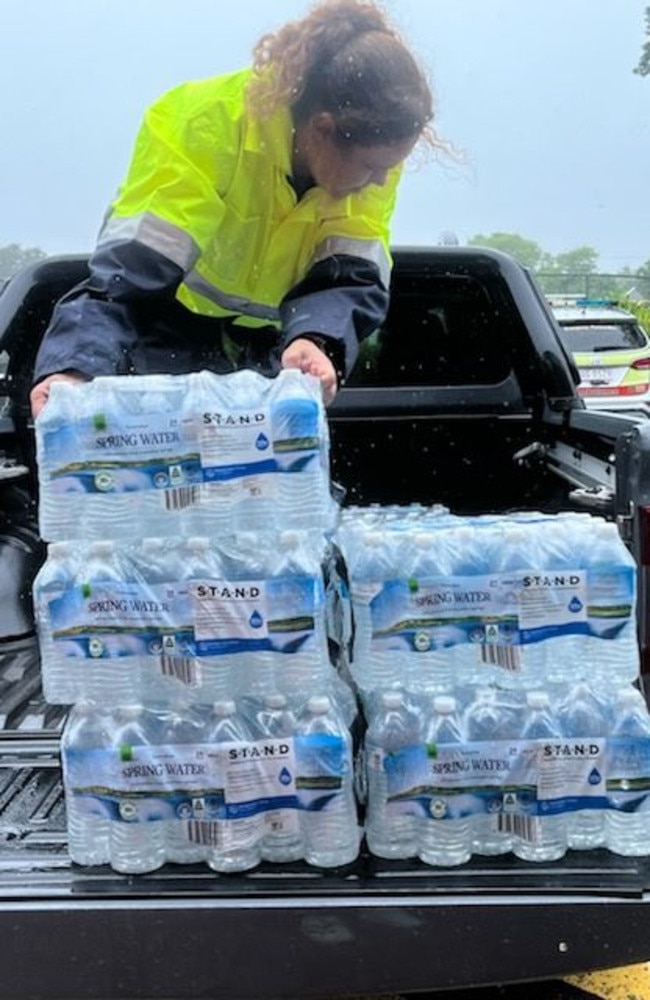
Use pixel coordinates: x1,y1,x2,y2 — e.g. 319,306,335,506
2,246,650,1000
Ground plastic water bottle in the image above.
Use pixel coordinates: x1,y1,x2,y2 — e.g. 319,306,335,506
102,373,192,538
270,530,331,698
295,695,359,867
444,524,496,689
157,703,207,864
406,532,457,695
61,701,112,866
514,690,567,863
492,524,547,690
606,686,650,856
131,537,184,702
585,522,639,689
109,706,167,874
347,529,400,692
201,532,277,698
180,537,231,699
272,370,332,532
418,695,472,867
540,517,589,685
464,687,520,855
558,682,608,850
252,693,304,862
33,541,79,704
35,378,86,542
75,541,141,705
205,700,262,873
365,691,422,859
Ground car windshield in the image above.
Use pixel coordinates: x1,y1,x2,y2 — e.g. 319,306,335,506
556,322,647,353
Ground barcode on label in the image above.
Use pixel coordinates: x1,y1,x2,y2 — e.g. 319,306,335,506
187,820,221,847
481,644,521,673
163,485,201,510
497,813,538,841
160,655,200,686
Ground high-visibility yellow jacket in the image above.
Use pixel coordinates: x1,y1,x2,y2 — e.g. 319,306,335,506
34,69,402,384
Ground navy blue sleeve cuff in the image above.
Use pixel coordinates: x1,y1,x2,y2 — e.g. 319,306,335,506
279,255,389,378
33,240,185,384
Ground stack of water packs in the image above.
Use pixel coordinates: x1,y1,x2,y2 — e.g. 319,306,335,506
332,506,649,865
34,370,359,874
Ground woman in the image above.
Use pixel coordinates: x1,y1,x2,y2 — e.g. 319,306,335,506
31,0,439,417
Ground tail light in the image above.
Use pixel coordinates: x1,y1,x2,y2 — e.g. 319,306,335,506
632,357,650,370
580,384,648,397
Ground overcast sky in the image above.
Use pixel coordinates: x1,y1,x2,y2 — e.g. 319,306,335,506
1,0,648,270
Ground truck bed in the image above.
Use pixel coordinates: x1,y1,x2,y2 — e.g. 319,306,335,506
3,247,650,998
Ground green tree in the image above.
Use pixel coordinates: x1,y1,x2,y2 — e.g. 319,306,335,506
551,246,599,275
467,232,546,270
636,5,650,75
0,243,47,281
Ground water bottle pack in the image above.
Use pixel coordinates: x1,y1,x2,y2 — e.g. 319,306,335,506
362,682,650,865
35,368,336,541
34,532,334,705
334,509,639,694
61,691,359,874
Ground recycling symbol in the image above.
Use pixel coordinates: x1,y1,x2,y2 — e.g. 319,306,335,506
94,471,114,492
88,637,104,658
119,801,137,821
414,631,431,652
430,798,447,819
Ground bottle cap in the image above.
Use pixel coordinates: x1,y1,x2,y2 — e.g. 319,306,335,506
381,691,404,709
89,540,115,556
49,541,74,557
264,694,288,709
141,538,165,552
307,695,331,714
433,695,456,714
187,536,210,551
526,691,549,709
212,699,237,716
279,531,301,548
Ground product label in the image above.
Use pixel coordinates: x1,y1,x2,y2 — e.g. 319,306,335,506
364,570,588,655
606,735,650,811
43,414,202,495
588,566,635,640
48,573,322,662
518,570,587,639
63,733,347,826
196,399,322,488
49,581,191,661
188,575,320,657
378,737,611,822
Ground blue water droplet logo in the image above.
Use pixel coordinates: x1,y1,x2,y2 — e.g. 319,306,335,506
588,767,602,786
249,610,264,629
279,767,292,786
569,597,583,613
255,432,270,450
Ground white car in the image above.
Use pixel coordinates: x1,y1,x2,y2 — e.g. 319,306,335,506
549,296,650,416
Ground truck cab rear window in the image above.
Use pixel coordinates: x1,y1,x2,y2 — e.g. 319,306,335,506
348,274,514,387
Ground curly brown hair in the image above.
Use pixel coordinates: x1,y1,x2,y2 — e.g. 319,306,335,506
247,0,437,149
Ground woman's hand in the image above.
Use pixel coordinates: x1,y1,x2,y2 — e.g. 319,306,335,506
280,337,338,404
30,372,88,419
